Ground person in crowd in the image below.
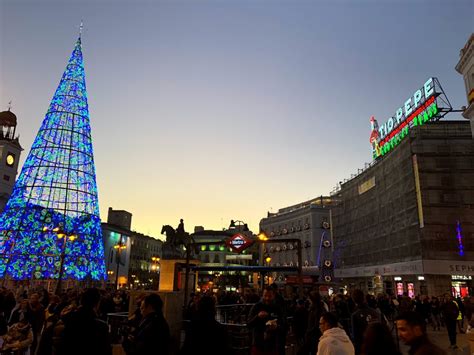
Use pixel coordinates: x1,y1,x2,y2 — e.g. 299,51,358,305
430,296,441,331
441,293,460,350
350,289,381,354
123,293,170,355
455,296,465,333
317,312,354,355
180,295,233,355
360,322,400,355
58,287,112,355
398,292,413,314
1,316,33,355
247,286,285,355
39,289,50,309
184,292,201,321
9,297,32,326
464,296,474,325
2,289,17,324
334,294,351,336
270,283,287,355
304,291,326,354
395,311,445,354
292,299,308,355
28,292,45,353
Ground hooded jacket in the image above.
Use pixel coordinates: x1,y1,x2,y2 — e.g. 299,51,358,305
317,327,355,355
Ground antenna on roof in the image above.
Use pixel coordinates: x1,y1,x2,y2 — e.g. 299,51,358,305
7,101,12,111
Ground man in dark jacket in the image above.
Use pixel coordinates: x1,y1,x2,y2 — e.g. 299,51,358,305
180,295,233,355
441,294,460,349
247,286,285,355
350,289,381,354
396,311,445,355
59,288,112,355
124,293,170,355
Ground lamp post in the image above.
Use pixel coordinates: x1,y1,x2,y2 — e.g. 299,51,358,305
151,256,160,288
46,226,77,295
114,237,126,290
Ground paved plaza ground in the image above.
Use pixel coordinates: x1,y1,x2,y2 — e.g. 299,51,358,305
399,328,473,355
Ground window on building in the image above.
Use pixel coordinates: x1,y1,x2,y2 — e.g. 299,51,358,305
213,254,220,263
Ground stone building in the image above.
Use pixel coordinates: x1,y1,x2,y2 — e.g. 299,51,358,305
101,207,162,289
332,121,474,297
456,33,474,137
192,222,256,291
259,196,336,286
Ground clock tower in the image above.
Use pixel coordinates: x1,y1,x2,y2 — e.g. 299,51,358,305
0,108,22,212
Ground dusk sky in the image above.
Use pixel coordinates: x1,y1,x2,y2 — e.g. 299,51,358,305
0,0,472,239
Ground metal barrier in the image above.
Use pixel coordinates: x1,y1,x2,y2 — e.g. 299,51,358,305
106,312,129,344
216,303,256,324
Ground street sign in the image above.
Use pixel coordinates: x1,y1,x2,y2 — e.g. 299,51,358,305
226,233,254,253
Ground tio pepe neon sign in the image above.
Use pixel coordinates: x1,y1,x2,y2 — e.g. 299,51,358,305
370,78,438,159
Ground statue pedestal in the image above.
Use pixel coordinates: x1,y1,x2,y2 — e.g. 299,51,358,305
158,258,200,294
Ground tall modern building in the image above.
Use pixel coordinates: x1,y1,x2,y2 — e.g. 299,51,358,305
0,108,22,212
0,35,106,281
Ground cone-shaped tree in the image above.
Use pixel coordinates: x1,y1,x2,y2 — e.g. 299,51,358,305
0,36,106,281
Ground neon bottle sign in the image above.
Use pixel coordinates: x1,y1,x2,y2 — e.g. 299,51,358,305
370,78,439,159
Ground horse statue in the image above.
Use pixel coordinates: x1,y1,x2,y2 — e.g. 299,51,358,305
161,225,176,246
161,223,196,259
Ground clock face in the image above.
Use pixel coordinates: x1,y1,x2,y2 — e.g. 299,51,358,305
6,154,14,167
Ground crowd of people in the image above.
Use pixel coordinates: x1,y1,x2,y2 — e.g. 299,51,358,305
0,283,471,354
185,285,474,355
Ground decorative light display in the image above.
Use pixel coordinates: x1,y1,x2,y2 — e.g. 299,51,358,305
370,77,452,160
456,220,465,257
0,36,106,281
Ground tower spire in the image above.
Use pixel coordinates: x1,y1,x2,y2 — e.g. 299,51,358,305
79,20,83,39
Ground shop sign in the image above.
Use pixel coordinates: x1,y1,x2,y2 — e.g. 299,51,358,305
452,275,473,280
226,233,253,253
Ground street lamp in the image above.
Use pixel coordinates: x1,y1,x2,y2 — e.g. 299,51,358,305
114,237,127,290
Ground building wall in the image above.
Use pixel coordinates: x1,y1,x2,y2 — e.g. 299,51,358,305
129,232,163,288
332,121,474,295
332,138,421,269
455,33,474,137
260,197,334,281
413,121,474,260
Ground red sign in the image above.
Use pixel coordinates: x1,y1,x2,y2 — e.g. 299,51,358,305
226,233,253,253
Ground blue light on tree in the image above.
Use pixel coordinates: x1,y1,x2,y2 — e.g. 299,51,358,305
0,36,106,281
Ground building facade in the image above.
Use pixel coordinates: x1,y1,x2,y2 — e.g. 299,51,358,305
192,223,256,291
456,33,474,138
101,207,163,289
332,121,474,297
259,197,336,286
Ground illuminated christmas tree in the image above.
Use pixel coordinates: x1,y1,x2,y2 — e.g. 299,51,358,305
0,34,106,282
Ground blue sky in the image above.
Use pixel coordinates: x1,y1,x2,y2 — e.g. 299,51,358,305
1,0,473,238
